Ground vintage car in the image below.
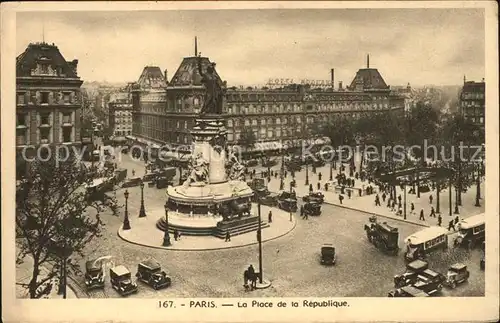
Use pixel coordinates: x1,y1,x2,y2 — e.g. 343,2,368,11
404,226,448,262
320,244,336,265
277,190,297,201
247,178,267,192
110,265,138,296
278,198,298,212
454,213,485,249
84,260,105,290
243,159,259,167
143,172,157,182
304,201,322,216
121,176,143,188
257,193,278,207
411,274,444,295
365,216,399,255
388,285,430,297
444,263,470,289
302,192,325,204
156,177,173,189
135,260,172,290
393,260,445,289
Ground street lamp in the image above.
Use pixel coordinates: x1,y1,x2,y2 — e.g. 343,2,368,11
305,162,309,186
49,237,71,299
162,202,171,246
139,180,147,218
123,190,131,230
280,154,285,190
257,200,263,284
329,157,333,181
403,182,407,220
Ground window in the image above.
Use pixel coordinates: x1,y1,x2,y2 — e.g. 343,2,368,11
282,117,287,124
267,130,273,138
276,128,281,138
227,119,233,127
17,113,27,127
234,119,239,127
17,128,27,145
41,92,49,104
245,119,250,126
62,127,72,143
40,113,50,125
261,119,266,125
40,128,50,142
17,93,25,105
260,128,266,139
62,112,72,124
228,131,234,142
64,92,71,104
252,119,257,126
276,118,281,125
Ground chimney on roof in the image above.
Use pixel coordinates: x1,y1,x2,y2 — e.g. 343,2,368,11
367,54,370,68
330,68,335,89
464,75,466,84
339,81,343,90
164,69,168,83
67,59,78,76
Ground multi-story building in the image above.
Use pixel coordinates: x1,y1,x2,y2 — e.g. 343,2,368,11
130,52,405,154
16,42,83,175
459,78,485,129
108,92,133,137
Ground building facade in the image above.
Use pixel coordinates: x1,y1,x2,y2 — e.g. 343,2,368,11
108,92,133,136
130,54,405,153
459,78,485,128
16,42,83,174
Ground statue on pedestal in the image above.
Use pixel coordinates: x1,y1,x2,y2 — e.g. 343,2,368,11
182,152,209,188
197,56,225,115
227,149,245,181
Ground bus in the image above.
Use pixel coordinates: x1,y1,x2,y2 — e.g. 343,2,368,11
404,226,448,262
454,213,485,248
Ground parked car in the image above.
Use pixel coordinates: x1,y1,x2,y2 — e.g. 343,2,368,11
320,244,336,265
302,192,325,204
135,260,172,290
444,263,470,289
110,265,138,296
388,285,430,297
257,193,278,207
411,274,444,295
365,216,399,256
84,260,105,290
394,259,429,288
278,198,298,212
121,176,142,188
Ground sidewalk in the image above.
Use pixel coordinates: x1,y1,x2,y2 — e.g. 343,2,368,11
16,256,78,299
265,160,485,228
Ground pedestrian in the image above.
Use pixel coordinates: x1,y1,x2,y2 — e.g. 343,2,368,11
429,194,433,204
438,214,442,226
410,203,415,215
398,201,402,210
309,184,313,193
173,229,179,241
248,265,256,290
318,172,322,181
225,231,231,242
382,192,386,202
454,216,460,226
347,189,351,199
419,209,425,221
448,219,455,231
375,195,381,206
355,172,359,180
304,209,309,220
397,205,402,216
275,172,278,178
358,188,362,196
352,179,356,187
339,194,344,205
300,205,304,218
387,198,391,208
132,169,136,177
430,206,435,218
268,210,272,223
267,176,271,183
317,182,321,191
324,183,329,191
398,195,402,204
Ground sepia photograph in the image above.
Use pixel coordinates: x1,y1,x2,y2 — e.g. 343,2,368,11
2,1,499,322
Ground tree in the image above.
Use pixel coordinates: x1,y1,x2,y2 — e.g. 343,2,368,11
238,128,257,152
16,157,119,298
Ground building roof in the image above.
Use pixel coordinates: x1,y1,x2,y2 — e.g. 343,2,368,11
16,42,79,79
109,92,131,103
462,81,485,93
137,66,167,88
349,68,389,90
169,56,222,87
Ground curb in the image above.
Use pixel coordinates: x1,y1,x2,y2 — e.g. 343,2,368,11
117,217,297,252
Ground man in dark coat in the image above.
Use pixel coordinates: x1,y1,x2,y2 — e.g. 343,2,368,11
419,209,425,221
225,231,231,242
268,210,272,223
248,265,256,289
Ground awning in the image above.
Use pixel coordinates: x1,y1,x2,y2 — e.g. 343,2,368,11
252,141,283,151
125,135,136,141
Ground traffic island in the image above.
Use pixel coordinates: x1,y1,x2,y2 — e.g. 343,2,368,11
118,204,296,251
254,279,272,289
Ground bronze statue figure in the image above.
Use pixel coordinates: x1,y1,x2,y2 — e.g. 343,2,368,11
197,56,225,115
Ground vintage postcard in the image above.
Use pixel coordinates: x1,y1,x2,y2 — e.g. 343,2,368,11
1,1,498,322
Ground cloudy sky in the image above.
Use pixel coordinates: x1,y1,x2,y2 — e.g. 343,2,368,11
16,9,485,86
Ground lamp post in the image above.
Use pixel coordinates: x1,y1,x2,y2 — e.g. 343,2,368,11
329,158,333,181
280,154,285,190
257,200,263,284
454,187,460,214
403,182,407,220
305,162,309,186
448,179,452,217
139,180,147,218
162,202,171,246
123,190,131,230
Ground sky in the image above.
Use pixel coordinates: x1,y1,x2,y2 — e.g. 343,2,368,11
16,9,485,86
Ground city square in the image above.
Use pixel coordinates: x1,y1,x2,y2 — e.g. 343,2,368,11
13,8,489,302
